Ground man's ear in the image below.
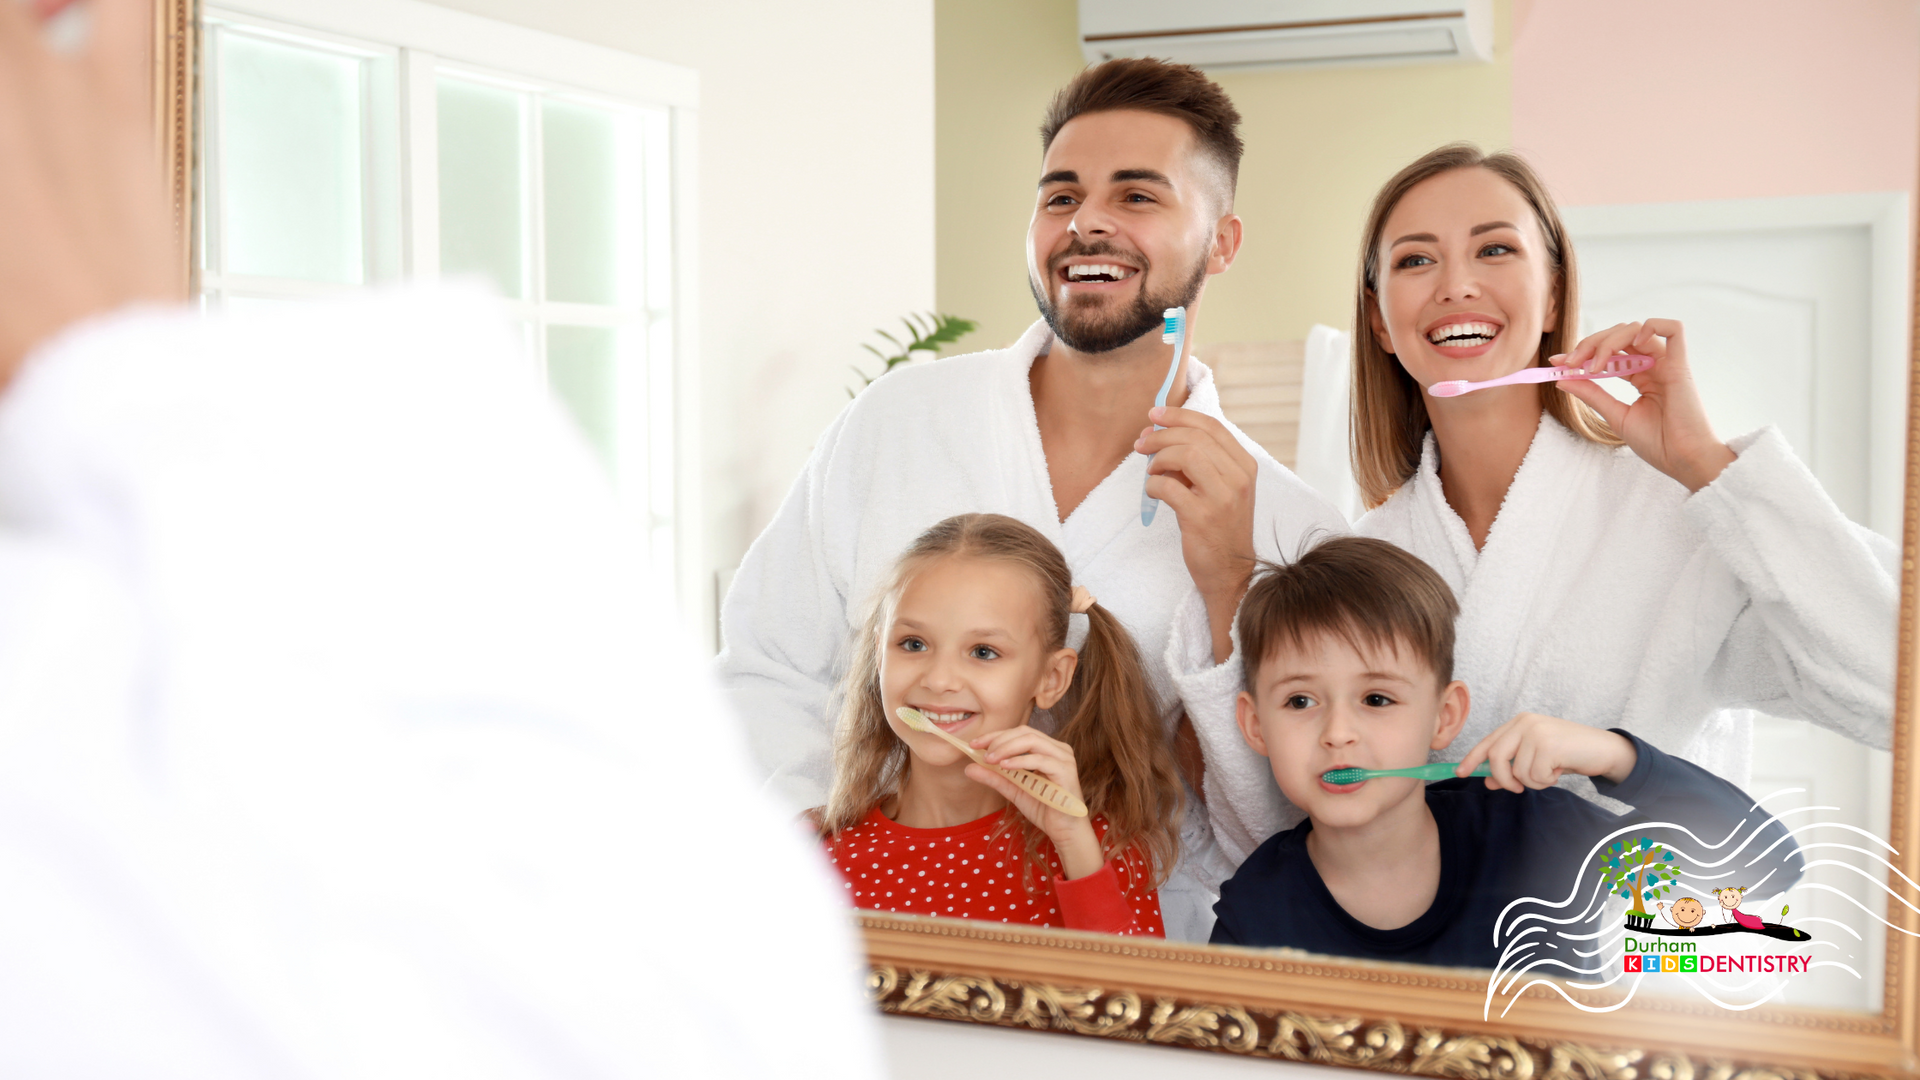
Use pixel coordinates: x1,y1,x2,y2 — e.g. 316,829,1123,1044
1430,680,1470,749
1207,213,1244,275
1234,690,1270,757
1033,648,1079,711
1365,289,1395,356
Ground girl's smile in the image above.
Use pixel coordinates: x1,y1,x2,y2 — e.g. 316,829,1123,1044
880,555,1074,767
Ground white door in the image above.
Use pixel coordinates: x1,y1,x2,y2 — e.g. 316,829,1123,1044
1566,197,1905,1011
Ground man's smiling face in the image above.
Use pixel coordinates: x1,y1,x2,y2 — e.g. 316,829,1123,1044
1026,109,1231,354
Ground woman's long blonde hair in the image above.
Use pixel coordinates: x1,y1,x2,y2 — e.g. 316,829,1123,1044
1351,143,1621,509
820,513,1183,889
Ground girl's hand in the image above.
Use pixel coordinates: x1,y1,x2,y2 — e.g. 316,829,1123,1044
1552,319,1737,492
967,725,1103,880
1454,712,1638,793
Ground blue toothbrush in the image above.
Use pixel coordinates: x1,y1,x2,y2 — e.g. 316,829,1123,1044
1140,306,1186,526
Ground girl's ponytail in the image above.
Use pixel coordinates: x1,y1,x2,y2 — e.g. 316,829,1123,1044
1053,601,1184,887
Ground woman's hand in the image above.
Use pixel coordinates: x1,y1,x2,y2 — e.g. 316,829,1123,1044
1553,319,1736,492
1454,712,1638,793
968,725,1103,880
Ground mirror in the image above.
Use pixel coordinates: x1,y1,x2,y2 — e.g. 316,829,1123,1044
168,0,1918,1071
847,0,1915,1069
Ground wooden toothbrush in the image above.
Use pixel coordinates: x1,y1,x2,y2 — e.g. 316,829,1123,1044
896,707,1089,818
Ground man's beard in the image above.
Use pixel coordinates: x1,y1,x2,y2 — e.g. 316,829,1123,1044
1029,244,1209,354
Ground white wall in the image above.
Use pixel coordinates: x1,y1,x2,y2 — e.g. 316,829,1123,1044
422,0,937,641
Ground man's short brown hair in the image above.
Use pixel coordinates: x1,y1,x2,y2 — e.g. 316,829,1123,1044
1237,537,1458,693
1040,58,1244,208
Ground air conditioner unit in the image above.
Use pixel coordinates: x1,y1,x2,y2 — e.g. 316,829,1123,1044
1079,0,1494,72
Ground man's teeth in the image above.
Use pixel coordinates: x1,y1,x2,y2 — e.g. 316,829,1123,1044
1065,263,1136,283
1428,321,1499,347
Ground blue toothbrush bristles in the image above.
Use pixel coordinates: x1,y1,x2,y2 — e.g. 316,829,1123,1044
1162,309,1182,342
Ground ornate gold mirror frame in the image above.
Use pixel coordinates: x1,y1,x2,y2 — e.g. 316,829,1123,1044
154,0,193,297
857,148,1920,1080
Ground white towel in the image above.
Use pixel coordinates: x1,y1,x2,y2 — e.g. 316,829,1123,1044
0,288,882,1080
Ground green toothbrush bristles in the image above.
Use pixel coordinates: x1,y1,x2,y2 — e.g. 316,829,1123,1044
1321,767,1369,785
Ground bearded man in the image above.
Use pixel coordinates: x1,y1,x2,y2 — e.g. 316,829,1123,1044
718,58,1343,940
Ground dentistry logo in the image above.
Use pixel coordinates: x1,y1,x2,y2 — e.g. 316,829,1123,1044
1598,837,1811,944
1481,793,1915,1020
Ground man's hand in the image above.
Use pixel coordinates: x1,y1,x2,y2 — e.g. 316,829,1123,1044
0,0,178,386
1136,405,1256,663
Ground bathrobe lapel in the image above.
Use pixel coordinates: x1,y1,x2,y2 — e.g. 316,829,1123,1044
1423,416,1602,749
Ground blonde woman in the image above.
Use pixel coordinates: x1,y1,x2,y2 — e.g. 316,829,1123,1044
1345,143,1893,794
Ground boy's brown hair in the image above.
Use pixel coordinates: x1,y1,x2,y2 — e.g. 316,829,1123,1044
1237,537,1458,693
1039,58,1244,208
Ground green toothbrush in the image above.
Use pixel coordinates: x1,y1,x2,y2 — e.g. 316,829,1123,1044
1321,763,1493,785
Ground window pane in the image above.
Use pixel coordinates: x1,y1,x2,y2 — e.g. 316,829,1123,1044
217,31,365,284
546,325,619,469
542,100,624,306
438,78,527,298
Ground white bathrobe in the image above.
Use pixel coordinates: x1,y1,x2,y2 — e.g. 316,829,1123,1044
717,319,1346,940
0,289,881,1080
1179,413,1896,867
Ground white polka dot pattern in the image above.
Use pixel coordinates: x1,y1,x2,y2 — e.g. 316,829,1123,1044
822,808,1163,937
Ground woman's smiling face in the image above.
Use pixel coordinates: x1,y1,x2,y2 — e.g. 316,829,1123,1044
1367,166,1560,392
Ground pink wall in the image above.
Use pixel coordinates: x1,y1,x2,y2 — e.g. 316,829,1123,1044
1511,0,1920,206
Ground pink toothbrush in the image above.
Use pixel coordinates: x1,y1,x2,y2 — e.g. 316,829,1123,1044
1428,354,1654,398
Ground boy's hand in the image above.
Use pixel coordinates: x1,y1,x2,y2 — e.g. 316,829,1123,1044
969,725,1103,880
1454,713,1637,793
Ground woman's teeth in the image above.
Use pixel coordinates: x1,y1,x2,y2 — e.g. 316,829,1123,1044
1428,321,1499,347
1064,263,1136,283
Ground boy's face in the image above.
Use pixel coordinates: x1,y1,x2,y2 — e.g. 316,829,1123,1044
1671,898,1705,928
1235,631,1469,831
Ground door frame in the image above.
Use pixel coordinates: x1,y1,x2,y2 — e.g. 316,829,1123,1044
1562,192,1911,536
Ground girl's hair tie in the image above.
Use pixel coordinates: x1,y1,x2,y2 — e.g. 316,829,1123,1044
1069,585,1097,614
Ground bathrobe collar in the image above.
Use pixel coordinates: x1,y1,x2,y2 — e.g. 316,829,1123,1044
1413,410,1597,579
1411,412,1607,721
1006,320,1219,550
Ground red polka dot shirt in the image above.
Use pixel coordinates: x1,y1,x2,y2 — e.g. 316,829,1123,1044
822,807,1164,937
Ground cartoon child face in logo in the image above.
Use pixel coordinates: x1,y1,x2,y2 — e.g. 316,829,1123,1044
1667,897,1705,930
1716,887,1744,911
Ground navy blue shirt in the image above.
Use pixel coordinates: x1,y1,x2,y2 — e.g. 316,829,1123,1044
1209,731,1802,969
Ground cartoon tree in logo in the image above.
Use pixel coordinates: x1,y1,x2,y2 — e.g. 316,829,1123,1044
1595,837,1681,929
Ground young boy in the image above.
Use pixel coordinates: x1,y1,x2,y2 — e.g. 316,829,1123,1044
1208,537,1802,968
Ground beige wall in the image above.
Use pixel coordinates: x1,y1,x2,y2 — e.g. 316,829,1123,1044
427,0,936,634
933,0,1084,352
934,0,1513,353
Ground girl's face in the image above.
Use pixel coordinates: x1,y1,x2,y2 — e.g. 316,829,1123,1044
879,555,1075,767
1367,166,1560,392
1718,888,1743,909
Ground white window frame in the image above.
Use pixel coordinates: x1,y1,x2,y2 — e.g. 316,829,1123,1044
196,0,703,631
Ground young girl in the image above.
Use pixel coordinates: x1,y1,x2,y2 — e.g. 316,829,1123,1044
817,513,1183,936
